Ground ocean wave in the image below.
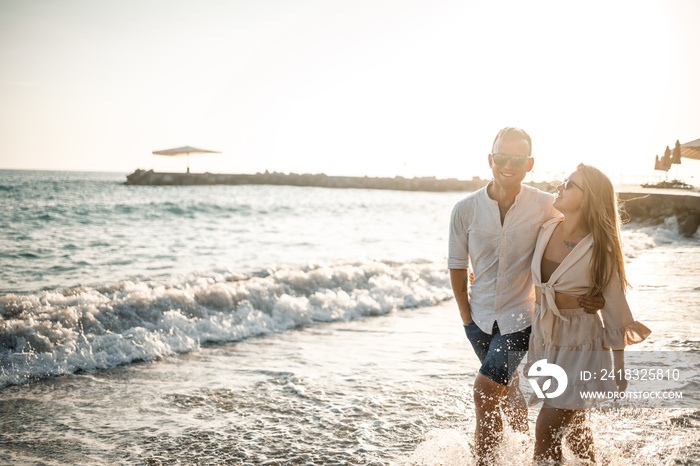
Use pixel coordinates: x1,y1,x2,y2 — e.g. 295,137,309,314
0,260,451,388
622,216,699,259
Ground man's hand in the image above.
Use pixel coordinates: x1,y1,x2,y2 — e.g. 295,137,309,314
578,294,604,314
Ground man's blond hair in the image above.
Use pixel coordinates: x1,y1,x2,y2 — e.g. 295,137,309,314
492,127,532,156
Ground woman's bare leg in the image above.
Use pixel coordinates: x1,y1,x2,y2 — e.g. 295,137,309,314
565,411,595,463
534,405,580,464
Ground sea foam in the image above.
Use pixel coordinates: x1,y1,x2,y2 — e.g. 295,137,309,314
622,216,699,259
0,259,451,387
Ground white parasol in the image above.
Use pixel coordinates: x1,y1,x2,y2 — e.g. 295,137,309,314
152,146,221,173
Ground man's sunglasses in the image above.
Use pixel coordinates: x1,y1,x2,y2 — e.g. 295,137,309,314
563,178,584,191
490,153,531,167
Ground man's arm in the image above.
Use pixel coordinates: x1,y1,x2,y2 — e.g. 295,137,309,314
450,269,471,325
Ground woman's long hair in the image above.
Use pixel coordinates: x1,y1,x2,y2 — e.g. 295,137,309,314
577,163,629,296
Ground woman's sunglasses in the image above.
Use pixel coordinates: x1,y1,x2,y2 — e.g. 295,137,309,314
563,178,584,191
490,153,531,168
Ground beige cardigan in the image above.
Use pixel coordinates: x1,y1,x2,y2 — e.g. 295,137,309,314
532,218,651,349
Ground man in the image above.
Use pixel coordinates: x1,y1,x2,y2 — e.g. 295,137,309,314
448,127,603,464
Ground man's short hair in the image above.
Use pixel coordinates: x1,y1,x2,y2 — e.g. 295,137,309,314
492,127,532,156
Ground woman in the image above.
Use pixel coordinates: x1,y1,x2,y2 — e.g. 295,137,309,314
526,164,651,464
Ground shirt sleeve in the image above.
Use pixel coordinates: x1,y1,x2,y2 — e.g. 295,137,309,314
448,202,469,269
601,272,651,350
540,191,562,222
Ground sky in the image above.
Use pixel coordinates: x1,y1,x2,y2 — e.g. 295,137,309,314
1,0,699,184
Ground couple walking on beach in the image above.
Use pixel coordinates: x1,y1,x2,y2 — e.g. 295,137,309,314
448,127,651,465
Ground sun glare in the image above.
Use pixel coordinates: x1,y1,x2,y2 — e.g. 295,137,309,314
0,0,698,185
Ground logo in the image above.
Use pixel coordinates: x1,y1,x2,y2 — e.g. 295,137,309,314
528,359,568,399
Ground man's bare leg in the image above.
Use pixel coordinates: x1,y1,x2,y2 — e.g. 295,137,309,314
503,371,528,432
473,373,508,465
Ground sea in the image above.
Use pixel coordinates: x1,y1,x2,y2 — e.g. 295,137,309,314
1,169,699,465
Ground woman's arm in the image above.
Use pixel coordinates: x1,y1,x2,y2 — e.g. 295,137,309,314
613,349,627,392
601,273,651,349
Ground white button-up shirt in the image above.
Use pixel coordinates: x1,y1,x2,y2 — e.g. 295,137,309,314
448,183,560,335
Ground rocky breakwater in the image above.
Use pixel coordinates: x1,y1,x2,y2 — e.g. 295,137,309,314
620,192,700,238
125,169,559,192
124,170,699,237
124,169,496,191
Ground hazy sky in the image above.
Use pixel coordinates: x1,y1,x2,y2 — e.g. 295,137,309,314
1,0,699,183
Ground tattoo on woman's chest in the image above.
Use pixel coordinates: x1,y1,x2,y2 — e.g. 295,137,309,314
564,240,578,250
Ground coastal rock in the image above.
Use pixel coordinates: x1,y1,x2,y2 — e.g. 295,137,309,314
619,193,700,237
678,212,700,237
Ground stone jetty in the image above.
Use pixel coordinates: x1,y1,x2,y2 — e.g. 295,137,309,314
125,169,700,237
124,168,501,192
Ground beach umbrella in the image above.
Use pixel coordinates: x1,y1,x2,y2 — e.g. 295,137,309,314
680,138,700,161
672,140,682,164
152,146,221,173
661,146,672,171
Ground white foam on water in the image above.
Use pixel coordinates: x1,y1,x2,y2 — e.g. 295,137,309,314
0,259,452,387
622,217,699,259
405,428,473,465
406,408,700,465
